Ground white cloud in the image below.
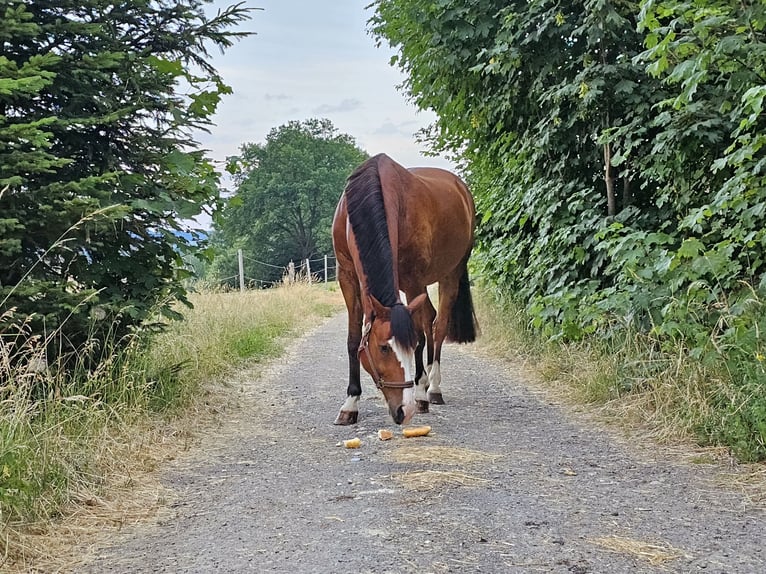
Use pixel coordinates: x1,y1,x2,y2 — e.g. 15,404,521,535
264,93,292,101
312,98,363,114
196,0,454,172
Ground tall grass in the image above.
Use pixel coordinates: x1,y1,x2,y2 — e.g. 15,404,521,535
0,282,343,570
474,287,766,461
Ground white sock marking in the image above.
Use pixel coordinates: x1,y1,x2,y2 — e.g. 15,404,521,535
340,395,360,412
428,361,442,394
414,380,428,403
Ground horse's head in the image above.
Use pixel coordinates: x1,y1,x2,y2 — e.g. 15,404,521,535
360,293,428,425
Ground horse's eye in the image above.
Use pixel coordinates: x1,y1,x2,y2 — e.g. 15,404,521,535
379,344,390,354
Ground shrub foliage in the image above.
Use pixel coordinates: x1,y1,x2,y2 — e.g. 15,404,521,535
370,0,766,459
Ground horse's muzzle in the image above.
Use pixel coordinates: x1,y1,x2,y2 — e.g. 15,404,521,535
392,405,406,425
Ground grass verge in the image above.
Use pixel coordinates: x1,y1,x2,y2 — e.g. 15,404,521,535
0,282,343,571
473,288,766,468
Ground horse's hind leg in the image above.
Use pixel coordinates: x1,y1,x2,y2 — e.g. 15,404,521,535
430,259,476,404
413,294,436,413
334,265,363,425
430,276,459,404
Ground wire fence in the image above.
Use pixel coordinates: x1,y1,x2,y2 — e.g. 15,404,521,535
208,251,338,291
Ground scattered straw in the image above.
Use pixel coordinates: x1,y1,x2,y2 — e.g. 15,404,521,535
718,465,766,506
390,445,502,466
392,469,490,490
2,480,174,572
588,535,686,566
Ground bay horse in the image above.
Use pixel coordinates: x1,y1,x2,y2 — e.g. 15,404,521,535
332,153,477,426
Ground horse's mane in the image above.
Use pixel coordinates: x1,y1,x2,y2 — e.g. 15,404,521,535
345,154,398,308
345,154,418,349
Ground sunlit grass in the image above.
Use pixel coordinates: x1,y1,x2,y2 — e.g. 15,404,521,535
138,283,342,409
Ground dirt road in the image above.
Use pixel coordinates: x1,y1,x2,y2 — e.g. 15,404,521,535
80,313,765,573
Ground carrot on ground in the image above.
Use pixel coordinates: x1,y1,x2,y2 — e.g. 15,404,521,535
402,426,432,438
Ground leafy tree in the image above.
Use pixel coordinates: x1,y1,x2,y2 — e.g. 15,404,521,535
0,0,251,366
633,0,766,291
370,0,766,332
634,0,766,460
371,0,766,458
370,0,661,336
212,119,367,286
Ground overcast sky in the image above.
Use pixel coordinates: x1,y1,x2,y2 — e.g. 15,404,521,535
197,0,452,181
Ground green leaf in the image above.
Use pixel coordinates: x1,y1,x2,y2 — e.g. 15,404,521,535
146,55,183,76
677,238,705,259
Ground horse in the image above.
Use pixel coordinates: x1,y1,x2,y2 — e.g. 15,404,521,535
331,153,477,426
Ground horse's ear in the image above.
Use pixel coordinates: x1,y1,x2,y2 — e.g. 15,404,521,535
369,294,390,320
406,293,428,314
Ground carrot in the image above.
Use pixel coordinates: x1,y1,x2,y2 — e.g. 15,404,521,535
402,425,432,438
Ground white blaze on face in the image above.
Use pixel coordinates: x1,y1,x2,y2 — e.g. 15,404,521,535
402,385,416,423
388,336,416,383
389,336,417,422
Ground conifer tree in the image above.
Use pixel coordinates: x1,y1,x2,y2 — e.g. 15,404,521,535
0,0,251,363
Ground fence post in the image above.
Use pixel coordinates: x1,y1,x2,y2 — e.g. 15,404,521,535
324,255,328,284
237,249,245,292
305,258,311,284
288,260,295,284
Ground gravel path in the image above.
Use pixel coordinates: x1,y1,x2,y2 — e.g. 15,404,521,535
80,313,765,573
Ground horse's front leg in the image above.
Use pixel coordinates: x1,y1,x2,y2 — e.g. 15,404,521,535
334,331,362,424
413,295,436,413
335,271,363,425
413,330,429,413
429,279,460,405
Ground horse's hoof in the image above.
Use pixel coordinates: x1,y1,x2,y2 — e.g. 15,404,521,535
334,411,358,425
428,392,445,405
416,400,430,413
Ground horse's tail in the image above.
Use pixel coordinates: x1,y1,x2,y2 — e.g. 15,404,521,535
447,262,478,343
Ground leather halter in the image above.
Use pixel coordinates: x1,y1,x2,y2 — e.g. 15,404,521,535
359,321,414,390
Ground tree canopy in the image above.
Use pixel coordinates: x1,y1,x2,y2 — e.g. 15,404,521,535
369,0,766,337
209,118,367,287
0,0,251,364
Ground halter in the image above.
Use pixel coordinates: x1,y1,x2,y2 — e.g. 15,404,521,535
359,321,414,390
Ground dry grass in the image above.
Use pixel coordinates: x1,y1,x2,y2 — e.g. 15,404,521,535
474,289,754,449
387,444,500,491
5,469,174,572
1,418,182,572
390,445,502,466
588,535,686,566
717,465,766,506
149,283,343,384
